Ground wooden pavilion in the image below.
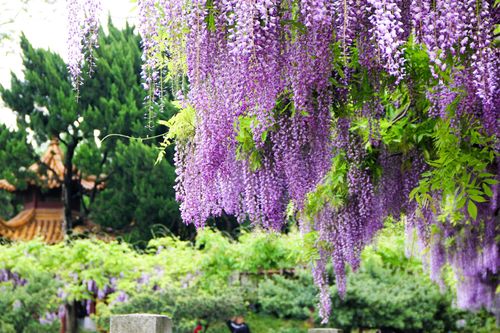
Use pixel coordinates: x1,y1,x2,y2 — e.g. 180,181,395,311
0,139,103,243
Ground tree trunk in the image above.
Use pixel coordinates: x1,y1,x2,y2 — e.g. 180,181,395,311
64,302,78,333
63,139,77,234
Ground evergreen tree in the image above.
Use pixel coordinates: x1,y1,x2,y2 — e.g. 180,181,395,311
90,140,190,244
0,20,185,241
0,125,34,219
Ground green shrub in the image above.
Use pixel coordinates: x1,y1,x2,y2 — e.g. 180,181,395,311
275,328,308,333
97,286,246,333
326,266,459,333
258,269,316,319
242,313,307,333
0,228,497,333
460,310,500,333
0,272,60,333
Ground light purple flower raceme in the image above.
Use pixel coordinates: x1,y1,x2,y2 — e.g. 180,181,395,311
66,0,101,93
367,0,406,82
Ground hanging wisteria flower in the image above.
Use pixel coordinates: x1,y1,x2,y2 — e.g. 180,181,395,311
367,0,406,82
137,0,162,127
66,0,101,93
67,0,500,323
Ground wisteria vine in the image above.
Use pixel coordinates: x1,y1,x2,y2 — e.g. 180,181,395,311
68,0,499,322
66,0,101,93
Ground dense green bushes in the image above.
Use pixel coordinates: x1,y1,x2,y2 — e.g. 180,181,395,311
258,270,316,319
0,272,61,333
325,227,459,333
96,286,246,333
0,228,497,332
0,229,305,333
329,266,458,332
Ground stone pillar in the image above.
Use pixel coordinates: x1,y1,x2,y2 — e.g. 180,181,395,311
308,329,343,333
110,314,173,333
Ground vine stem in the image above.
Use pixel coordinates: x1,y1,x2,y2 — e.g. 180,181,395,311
100,132,168,143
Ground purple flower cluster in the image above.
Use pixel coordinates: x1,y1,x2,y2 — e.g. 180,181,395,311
171,0,335,231
367,0,406,82
66,0,101,92
39,311,58,325
310,135,386,321
66,0,84,90
470,1,498,135
114,291,129,303
63,277,119,316
333,0,357,56
155,0,499,321
137,0,163,126
415,0,498,134
403,156,499,312
0,268,27,286
312,249,331,323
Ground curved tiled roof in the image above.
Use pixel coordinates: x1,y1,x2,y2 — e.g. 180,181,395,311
0,208,64,244
0,179,15,192
28,138,65,189
0,139,110,243
0,208,115,243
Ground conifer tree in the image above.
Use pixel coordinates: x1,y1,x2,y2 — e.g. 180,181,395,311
0,20,184,241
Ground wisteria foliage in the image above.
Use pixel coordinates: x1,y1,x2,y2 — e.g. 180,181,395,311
68,0,499,322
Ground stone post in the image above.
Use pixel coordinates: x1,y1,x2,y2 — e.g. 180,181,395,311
308,329,343,333
110,314,173,333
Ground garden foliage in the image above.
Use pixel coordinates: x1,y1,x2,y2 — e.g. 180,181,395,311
0,228,496,332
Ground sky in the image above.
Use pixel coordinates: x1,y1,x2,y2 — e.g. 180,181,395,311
0,0,137,128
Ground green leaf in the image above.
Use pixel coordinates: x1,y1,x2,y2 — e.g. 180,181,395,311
483,178,499,185
470,195,486,203
456,197,466,210
261,130,268,143
482,183,493,197
467,200,477,220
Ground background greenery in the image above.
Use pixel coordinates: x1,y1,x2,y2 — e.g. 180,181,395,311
0,227,496,333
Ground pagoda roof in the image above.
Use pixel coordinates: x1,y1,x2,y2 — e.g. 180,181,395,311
0,138,103,192
0,207,114,243
0,179,15,192
0,208,64,243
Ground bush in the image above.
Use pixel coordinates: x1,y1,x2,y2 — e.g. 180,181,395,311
255,225,472,332
0,272,60,333
327,265,459,333
276,328,308,333
0,228,497,333
97,286,246,333
460,310,500,333
258,269,316,319
239,313,307,333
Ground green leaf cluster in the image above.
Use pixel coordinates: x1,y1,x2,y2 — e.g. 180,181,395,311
0,226,496,332
235,115,266,171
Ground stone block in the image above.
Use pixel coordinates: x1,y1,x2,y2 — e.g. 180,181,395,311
110,314,172,333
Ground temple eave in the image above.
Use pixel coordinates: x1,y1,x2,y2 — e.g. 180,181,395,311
0,208,64,244
0,179,15,192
